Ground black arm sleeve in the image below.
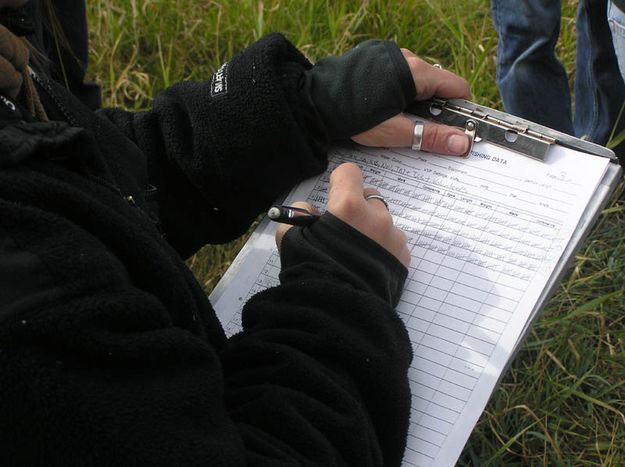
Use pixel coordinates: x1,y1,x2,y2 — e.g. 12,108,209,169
301,39,416,139
101,33,328,255
0,192,411,466
100,35,415,257
222,214,412,466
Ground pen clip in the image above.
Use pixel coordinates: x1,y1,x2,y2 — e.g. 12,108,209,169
409,98,555,161
283,205,314,216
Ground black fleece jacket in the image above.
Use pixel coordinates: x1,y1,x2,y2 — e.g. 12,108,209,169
0,5,415,466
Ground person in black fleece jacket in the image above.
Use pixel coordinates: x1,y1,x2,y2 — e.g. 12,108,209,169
0,1,472,466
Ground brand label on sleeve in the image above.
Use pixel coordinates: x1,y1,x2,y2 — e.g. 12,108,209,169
211,62,229,97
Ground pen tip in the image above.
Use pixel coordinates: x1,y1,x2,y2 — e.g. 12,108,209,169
267,207,281,219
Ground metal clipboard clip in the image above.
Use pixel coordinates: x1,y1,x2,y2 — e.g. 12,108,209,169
409,98,618,162
409,97,556,161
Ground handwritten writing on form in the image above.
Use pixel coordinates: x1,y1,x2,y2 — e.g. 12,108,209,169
211,141,609,467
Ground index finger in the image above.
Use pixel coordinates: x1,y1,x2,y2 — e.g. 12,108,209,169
430,67,472,100
328,162,364,202
401,52,471,100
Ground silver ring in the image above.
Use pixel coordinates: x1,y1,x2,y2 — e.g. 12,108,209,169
433,63,443,69
412,120,424,151
365,194,389,210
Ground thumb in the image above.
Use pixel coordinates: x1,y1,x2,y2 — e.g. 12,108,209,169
420,119,471,156
390,113,471,156
351,113,471,156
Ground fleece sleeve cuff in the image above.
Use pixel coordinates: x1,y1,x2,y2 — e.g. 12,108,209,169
304,40,416,139
279,212,408,308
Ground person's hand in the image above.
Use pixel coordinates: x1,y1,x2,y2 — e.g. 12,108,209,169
351,48,472,156
276,163,410,267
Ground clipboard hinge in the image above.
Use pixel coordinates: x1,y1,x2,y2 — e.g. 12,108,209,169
412,98,556,161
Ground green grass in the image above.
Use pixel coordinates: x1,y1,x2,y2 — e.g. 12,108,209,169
87,1,625,464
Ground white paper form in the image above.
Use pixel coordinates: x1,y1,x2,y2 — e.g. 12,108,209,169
210,141,609,467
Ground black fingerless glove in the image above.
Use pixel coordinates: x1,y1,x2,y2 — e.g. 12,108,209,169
279,212,408,307
304,40,416,139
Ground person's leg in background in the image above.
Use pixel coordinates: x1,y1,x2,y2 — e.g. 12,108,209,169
574,0,625,156
491,0,575,135
608,0,625,80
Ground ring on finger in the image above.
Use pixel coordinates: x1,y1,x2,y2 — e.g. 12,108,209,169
412,120,424,151
432,63,443,69
365,194,389,211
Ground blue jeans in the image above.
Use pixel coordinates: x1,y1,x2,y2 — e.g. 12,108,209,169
609,1,625,81
491,0,625,146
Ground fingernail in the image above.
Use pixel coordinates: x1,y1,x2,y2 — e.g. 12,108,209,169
447,134,469,155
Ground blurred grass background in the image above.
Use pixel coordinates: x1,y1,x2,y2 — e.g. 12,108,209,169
87,0,625,464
